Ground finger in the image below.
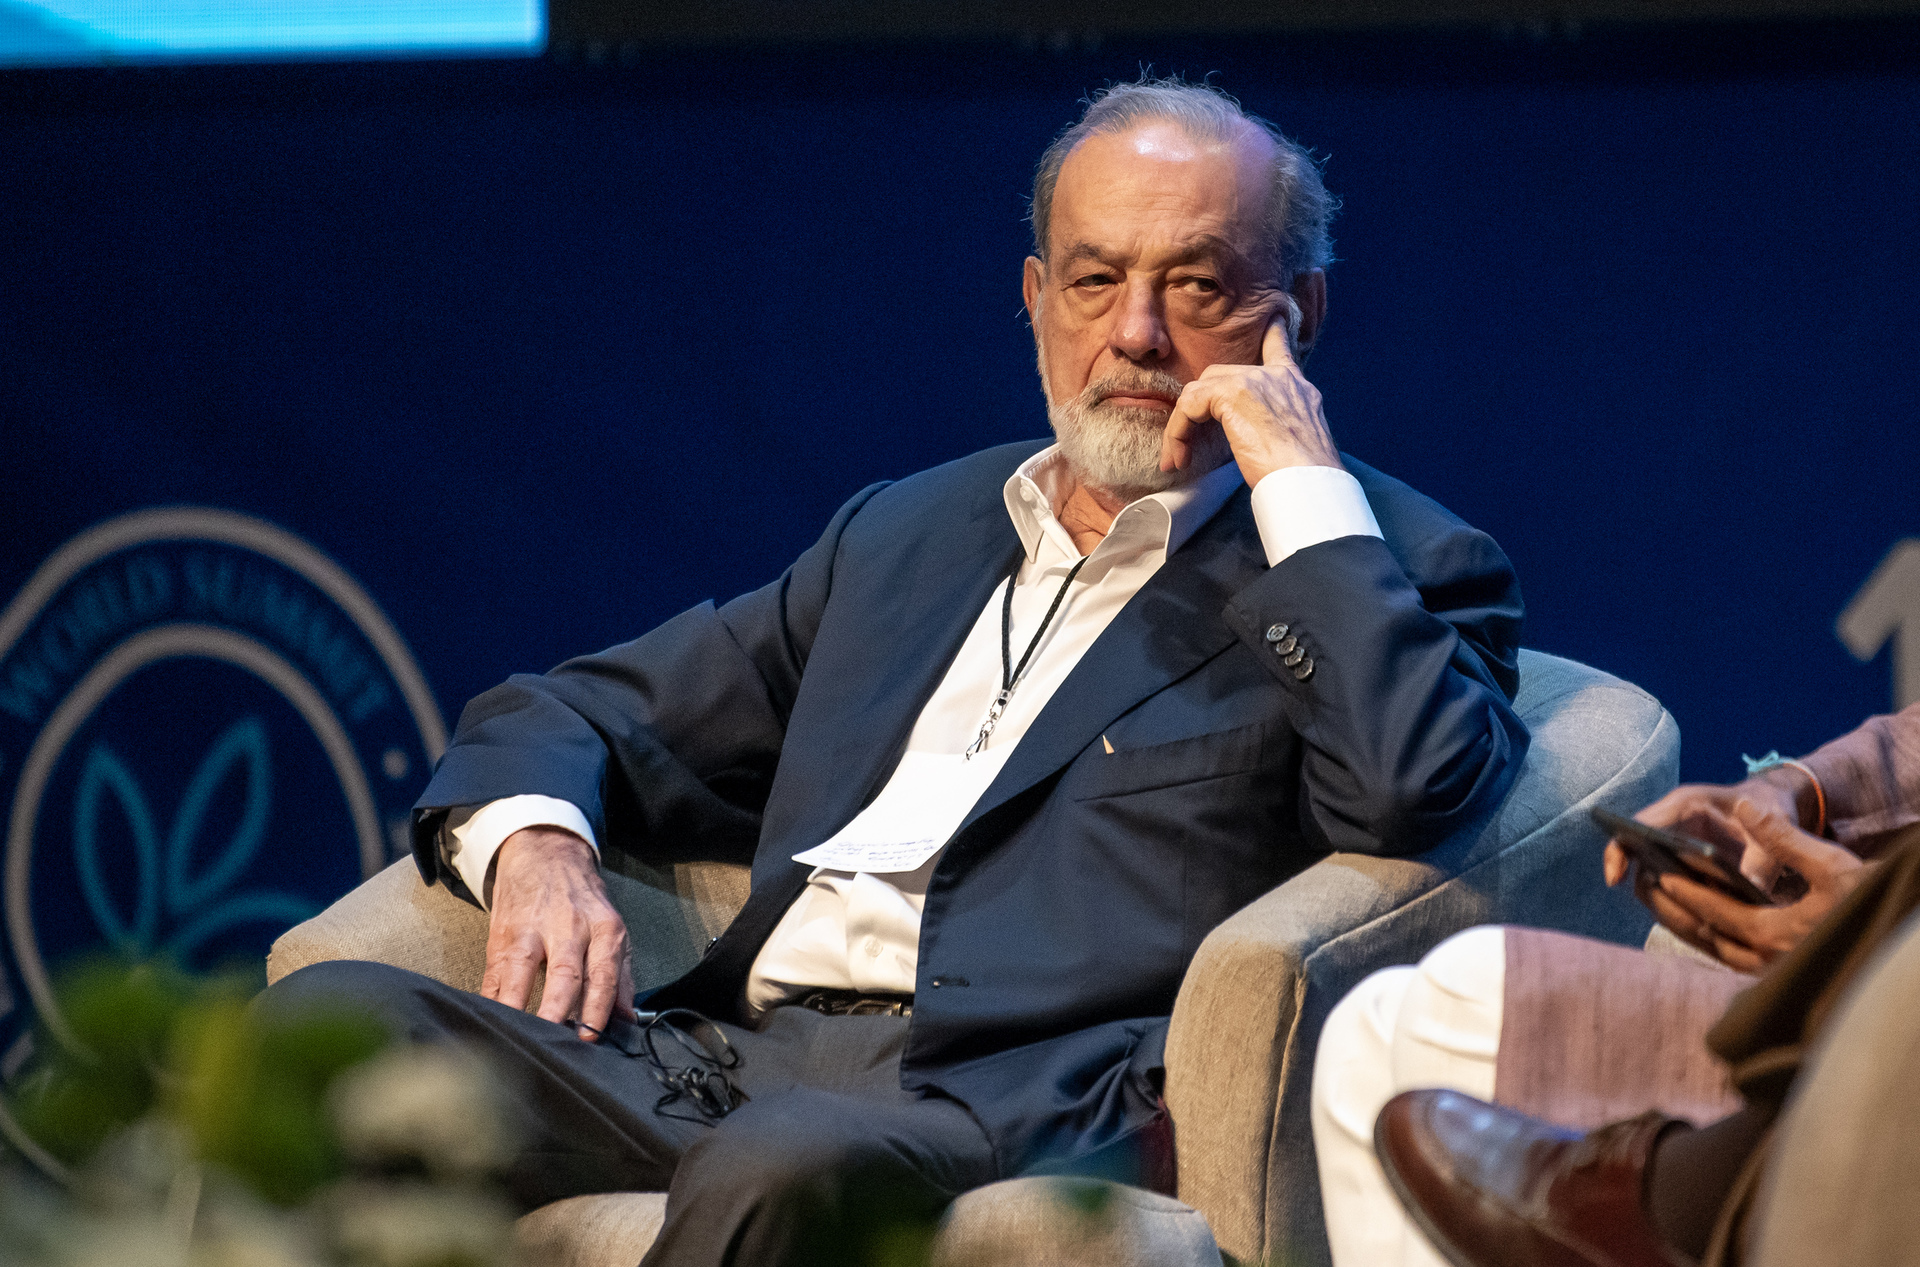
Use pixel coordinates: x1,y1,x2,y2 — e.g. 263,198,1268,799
535,936,588,1027
1685,801,1773,885
1635,783,1739,833
1708,933,1768,975
1635,867,1681,925
482,926,545,1013
575,919,628,1039
1260,315,1294,368
1603,840,1629,886
1634,866,1706,941
1731,799,1854,882
1729,818,1785,887
1658,871,1768,944
1159,382,1218,472
1743,853,1785,892
1641,879,1710,945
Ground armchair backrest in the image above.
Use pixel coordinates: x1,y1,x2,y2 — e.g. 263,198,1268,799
1165,648,1675,1266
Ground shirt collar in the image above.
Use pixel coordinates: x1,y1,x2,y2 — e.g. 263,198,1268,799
1001,443,1245,570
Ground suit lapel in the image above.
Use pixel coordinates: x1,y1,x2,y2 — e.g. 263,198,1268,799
764,476,1027,864
957,486,1269,833
845,481,1026,812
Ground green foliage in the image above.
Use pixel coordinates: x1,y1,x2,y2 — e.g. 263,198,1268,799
2,957,518,1267
14,958,199,1166
10,956,386,1206
169,995,387,1205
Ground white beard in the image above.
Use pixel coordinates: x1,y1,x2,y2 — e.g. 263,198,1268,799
1046,367,1232,501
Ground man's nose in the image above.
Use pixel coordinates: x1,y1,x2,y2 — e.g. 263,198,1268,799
1108,283,1171,364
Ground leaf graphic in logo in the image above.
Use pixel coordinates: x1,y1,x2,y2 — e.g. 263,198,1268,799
166,715,272,915
70,715,320,960
72,744,162,952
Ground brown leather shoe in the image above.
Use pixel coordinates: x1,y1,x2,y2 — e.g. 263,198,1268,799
1374,1089,1691,1267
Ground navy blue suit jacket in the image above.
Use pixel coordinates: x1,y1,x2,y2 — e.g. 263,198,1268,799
412,440,1528,1177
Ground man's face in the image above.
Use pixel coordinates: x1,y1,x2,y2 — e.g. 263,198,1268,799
1023,121,1291,494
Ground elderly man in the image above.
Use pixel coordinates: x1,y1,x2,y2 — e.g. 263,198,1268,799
271,78,1528,1265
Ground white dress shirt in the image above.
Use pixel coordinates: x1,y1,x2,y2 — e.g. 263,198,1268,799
443,447,1384,1014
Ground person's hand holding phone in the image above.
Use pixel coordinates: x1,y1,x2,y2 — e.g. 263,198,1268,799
1612,799,1867,973
1601,776,1799,891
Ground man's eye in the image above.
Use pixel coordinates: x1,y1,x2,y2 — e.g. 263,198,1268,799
1180,276,1221,294
1072,274,1115,290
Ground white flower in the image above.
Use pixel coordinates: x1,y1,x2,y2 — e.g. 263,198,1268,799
188,1176,331,1267
325,1181,515,1267
78,1120,194,1214
328,1047,517,1177
48,1211,186,1267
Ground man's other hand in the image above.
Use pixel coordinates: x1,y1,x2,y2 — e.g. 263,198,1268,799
1620,800,1866,973
1158,315,1342,487
484,826,636,1040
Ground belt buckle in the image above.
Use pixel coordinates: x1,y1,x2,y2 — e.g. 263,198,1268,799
799,989,911,1018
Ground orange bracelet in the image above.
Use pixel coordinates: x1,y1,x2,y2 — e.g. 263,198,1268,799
1744,751,1828,836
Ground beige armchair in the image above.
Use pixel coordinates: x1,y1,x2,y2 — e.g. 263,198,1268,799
267,649,1674,1266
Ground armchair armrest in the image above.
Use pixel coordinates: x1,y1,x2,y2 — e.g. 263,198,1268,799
1164,650,1677,1267
266,856,751,1007
267,858,492,993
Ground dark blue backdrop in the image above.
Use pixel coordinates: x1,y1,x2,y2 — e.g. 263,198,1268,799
3,24,1917,946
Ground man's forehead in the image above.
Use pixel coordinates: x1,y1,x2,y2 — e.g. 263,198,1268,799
1057,232,1242,267
1047,122,1272,258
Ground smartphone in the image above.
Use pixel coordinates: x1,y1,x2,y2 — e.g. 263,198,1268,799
1590,806,1771,906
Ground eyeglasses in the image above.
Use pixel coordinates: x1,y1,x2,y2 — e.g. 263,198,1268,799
572,1007,749,1126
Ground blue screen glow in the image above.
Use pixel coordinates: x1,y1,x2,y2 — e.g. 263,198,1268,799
0,0,543,64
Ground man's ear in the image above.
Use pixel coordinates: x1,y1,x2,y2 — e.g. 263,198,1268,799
1289,268,1328,359
1023,256,1044,327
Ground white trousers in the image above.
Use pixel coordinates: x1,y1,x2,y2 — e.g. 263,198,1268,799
1310,926,1509,1267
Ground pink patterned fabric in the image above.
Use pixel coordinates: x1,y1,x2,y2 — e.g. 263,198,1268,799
1495,927,1750,1129
1801,702,1920,855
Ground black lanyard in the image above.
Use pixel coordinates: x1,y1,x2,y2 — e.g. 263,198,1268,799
965,555,1090,759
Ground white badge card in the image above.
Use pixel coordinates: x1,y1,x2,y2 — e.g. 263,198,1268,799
791,748,1012,874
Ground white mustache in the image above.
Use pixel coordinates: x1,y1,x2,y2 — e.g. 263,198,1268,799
1078,370,1186,413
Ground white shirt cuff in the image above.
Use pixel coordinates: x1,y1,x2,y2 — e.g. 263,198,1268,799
443,794,599,910
1248,465,1384,567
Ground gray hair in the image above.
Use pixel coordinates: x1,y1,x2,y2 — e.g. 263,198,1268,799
1030,77,1339,285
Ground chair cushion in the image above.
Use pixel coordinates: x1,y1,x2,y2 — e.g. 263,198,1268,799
933,1177,1223,1267
508,1178,1223,1267
515,1192,666,1267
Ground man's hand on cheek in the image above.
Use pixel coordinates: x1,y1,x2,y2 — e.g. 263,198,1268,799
483,826,636,1041
1158,314,1342,487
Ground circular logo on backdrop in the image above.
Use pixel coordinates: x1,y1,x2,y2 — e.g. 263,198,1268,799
0,508,445,1121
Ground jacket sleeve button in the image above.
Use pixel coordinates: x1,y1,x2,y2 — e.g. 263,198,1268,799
1264,622,1289,643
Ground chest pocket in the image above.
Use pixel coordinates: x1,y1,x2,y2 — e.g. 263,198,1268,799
1068,719,1283,802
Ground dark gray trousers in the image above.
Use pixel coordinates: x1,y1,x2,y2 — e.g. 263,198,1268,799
264,961,999,1267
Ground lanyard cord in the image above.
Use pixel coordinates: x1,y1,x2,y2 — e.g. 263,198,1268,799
965,554,1090,759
